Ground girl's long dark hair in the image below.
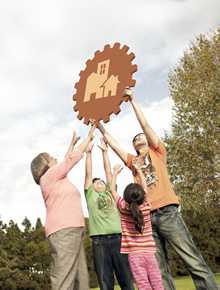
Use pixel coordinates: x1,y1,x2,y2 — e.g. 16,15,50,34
124,183,145,233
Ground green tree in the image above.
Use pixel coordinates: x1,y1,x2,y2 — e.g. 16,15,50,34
167,29,220,210
0,218,51,290
84,218,98,288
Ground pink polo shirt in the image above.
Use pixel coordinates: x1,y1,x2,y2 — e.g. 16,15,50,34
40,149,85,237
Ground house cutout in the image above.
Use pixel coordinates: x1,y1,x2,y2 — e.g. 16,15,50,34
84,59,120,102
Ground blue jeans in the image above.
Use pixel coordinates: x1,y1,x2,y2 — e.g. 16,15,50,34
92,234,134,290
151,205,219,290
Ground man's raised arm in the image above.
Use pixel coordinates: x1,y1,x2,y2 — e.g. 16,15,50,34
97,123,128,164
124,88,160,149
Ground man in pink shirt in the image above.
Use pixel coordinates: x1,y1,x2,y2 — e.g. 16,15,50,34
31,125,95,290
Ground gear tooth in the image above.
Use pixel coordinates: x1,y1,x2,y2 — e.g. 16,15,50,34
121,45,129,53
113,107,121,115
74,82,79,89
131,64,138,73
94,50,101,57
86,59,92,66
73,94,77,101
104,44,111,51
73,104,78,111
83,118,90,125
103,116,110,123
130,79,136,87
84,117,95,125
128,52,135,61
79,70,84,77
77,113,83,120
113,42,120,49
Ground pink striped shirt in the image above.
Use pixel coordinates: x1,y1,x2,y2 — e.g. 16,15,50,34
116,196,156,254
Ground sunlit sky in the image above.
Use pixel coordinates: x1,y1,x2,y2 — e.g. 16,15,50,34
0,0,219,226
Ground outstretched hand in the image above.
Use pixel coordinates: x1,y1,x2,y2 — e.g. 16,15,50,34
98,137,108,152
113,164,123,176
88,122,96,140
86,141,94,153
72,131,81,146
123,87,134,101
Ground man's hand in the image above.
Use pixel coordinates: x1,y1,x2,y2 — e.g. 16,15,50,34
123,87,134,101
98,137,108,152
113,164,123,176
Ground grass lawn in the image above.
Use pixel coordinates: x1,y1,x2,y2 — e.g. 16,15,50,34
92,273,220,290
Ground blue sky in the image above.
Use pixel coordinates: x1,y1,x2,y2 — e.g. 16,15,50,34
0,0,220,225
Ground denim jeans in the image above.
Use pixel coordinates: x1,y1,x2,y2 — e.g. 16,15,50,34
92,234,134,290
151,205,219,290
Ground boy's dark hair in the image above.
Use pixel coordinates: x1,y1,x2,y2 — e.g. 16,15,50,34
124,183,145,233
31,153,50,185
92,178,105,184
132,133,145,143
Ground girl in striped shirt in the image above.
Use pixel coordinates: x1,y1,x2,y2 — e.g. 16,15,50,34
110,158,164,290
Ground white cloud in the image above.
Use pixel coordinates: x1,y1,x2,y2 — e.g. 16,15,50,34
0,97,172,224
0,0,219,225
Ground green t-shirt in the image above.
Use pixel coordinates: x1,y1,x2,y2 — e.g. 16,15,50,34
85,185,121,236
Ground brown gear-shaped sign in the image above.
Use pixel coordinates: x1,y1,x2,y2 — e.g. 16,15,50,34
73,42,137,125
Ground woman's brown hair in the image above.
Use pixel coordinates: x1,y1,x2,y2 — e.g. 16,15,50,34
30,152,50,185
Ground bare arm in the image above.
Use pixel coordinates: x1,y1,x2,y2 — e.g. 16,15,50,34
98,138,113,184
84,142,93,190
65,131,80,156
97,123,128,163
124,88,160,148
110,164,123,201
76,124,96,153
132,157,148,195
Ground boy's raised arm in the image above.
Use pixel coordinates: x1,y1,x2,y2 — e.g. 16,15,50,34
84,142,93,190
110,164,123,201
98,138,113,184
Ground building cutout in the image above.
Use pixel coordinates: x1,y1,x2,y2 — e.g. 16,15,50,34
84,59,120,102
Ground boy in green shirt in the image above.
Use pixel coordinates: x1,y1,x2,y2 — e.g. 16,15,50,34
84,139,134,290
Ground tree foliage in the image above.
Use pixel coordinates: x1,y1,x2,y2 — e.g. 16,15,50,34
166,29,220,210
0,213,219,289
0,218,51,290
